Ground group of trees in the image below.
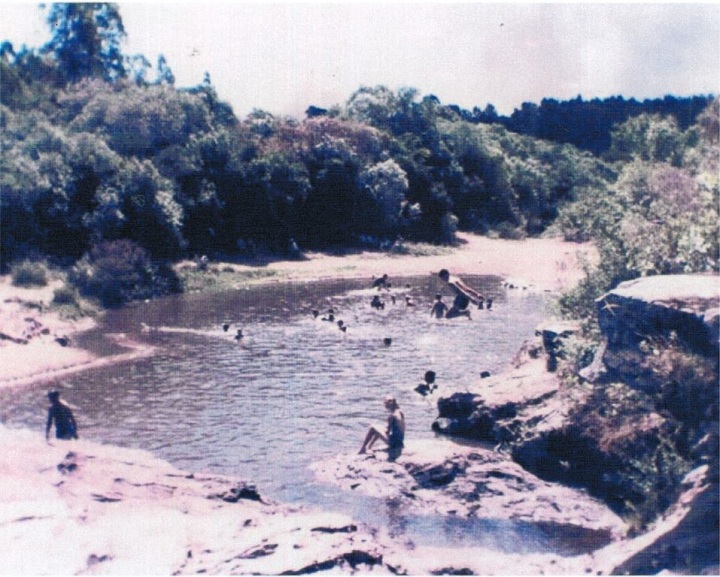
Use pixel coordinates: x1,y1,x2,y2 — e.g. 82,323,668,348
468,94,712,156
1,3,717,311
557,97,719,320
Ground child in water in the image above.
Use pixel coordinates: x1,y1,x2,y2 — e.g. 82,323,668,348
414,370,437,397
430,294,448,318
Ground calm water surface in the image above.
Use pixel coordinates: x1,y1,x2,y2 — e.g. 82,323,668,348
0,275,596,554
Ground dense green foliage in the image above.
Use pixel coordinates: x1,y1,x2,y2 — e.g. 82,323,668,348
69,239,179,307
1,4,717,311
557,101,719,322
10,260,49,287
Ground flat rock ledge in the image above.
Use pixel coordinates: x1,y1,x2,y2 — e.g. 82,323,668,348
0,424,622,576
0,426,388,576
592,273,720,385
311,440,625,540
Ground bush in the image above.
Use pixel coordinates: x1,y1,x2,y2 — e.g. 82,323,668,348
52,285,79,306
495,222,527,240
556,335,599,383
388,240,451,257
561,382,691,527
640,335,719,426
70,239,179,308
11,261,49,287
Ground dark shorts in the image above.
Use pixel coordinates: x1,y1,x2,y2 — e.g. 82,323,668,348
453,294,470,310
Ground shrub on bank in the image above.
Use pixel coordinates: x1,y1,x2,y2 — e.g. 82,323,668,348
52,285,79,306
70,239,180,308
552,337,718,528
10,260,49,287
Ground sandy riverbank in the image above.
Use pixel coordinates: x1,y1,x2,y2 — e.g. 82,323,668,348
0,233,595,389
215,232,595,291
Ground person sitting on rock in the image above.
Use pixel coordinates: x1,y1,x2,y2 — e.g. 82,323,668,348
438,269,484,319
359,396,405,461
45,390,78,442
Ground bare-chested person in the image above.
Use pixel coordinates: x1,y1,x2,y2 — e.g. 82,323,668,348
430,294,448,318
437,269,484,319
45,390,78,441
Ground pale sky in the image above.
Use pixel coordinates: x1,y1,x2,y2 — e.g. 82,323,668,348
2,2,719,119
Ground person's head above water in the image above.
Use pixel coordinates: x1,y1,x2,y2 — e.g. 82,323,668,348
438,269,450,281
384,396,399,411
424,370,436,384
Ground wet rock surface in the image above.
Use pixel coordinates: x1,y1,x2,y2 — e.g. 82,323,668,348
312,439,625,540
587,463,719,575
407,273,720,575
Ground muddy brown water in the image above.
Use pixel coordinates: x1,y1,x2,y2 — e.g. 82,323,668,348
0,275,608,555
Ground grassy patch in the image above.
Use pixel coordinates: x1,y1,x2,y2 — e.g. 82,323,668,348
52,285,79,306
177,265,280,293
48,278,99,320
387,241,453,257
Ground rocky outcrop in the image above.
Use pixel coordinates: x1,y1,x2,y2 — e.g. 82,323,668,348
535,320,581,372
589,463,719,575
312,440,625,544
429,358,570,454
0,423,626,576
594,274,719,387
0,426,389,575
422,273,719,574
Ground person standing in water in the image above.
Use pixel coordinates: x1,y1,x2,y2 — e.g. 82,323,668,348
437,269,485,319
359,396,405,460
45,390,78,441
430,294,448,319
372,274,390,290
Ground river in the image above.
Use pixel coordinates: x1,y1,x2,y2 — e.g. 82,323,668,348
0,275,592,554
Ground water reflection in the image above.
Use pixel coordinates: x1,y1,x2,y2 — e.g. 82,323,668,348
0,275,575,551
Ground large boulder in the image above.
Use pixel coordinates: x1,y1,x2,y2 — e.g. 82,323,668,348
595,274,719,387
431,358,565,449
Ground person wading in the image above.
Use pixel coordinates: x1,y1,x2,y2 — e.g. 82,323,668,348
45,390,78,442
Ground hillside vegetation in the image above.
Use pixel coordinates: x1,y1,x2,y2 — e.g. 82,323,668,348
1,4,717,315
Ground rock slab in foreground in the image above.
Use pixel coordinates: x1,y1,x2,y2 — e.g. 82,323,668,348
0,426,388,575
312,439,625,540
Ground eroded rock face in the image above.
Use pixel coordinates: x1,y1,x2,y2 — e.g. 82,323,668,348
596,274,719,387
430,359,565,450
589,464,720,576
535,321,581,372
